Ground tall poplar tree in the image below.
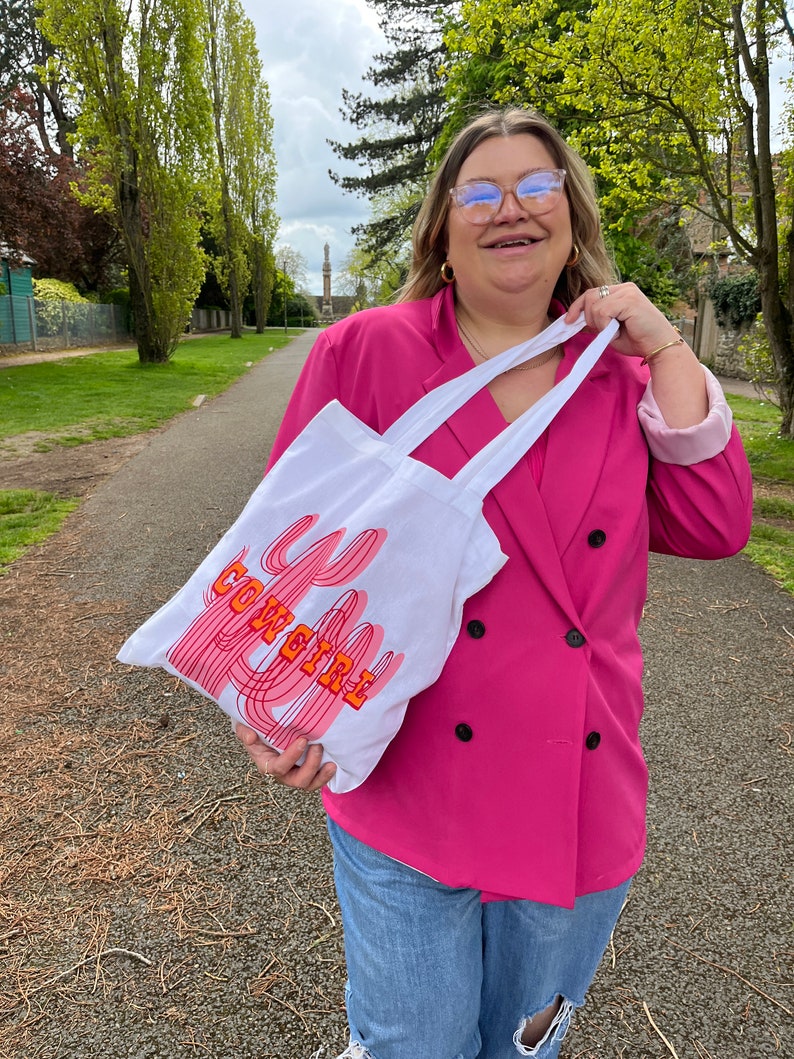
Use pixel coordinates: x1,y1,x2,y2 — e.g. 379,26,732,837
204,0,276,338
40,0,212,362
203,0,277,334
246,76,278,333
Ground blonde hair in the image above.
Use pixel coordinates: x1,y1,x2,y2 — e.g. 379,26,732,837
398,107,617,305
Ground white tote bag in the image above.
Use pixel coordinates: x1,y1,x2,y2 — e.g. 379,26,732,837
118,315,618,792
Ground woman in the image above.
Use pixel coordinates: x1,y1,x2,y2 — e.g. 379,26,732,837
236,108,752,1058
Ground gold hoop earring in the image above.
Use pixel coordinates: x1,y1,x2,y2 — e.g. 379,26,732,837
440,261,455,284
566,244,581,268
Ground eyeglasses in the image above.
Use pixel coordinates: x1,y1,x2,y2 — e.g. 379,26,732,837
449,169,567,225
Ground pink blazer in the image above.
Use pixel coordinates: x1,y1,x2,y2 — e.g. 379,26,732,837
267,286,753,907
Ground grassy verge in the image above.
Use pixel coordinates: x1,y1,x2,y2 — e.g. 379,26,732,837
0,329,302,451
727,394,794,594
0,489,80,567
0,330,302,572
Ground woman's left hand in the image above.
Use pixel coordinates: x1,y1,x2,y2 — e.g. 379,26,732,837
565,281,681,361
566,282,709,428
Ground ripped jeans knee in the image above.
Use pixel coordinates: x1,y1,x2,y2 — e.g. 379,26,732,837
514,996,575,1058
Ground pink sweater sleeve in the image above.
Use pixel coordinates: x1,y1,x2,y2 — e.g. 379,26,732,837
637,365,733,465
641,365,753,558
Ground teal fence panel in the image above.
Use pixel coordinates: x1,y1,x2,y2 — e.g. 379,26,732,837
0,295,34,343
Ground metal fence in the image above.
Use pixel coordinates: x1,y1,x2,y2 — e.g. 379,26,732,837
0,295,130,350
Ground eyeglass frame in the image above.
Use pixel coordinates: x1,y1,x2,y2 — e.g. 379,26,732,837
448,168,568,225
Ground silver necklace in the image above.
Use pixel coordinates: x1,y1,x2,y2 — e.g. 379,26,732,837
457,317,561,373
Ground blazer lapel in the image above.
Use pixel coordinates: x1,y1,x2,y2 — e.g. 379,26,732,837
421,289,622,620
419,349,584,623
539,349,622,559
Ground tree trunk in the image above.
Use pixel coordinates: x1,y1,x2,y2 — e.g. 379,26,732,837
253,241,265,334
128,266,164,363
118,170,169,363
766,299,794,437
226,235,243,338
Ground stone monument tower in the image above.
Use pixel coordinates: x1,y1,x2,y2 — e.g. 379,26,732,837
321,242,334,322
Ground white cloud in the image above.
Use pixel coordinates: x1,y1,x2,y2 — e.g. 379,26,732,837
247,0,386,293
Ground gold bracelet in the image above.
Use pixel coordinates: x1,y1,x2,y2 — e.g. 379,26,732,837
640,327,684,366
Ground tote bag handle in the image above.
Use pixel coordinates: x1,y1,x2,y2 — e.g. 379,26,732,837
382,313,591,456
454,319,619,499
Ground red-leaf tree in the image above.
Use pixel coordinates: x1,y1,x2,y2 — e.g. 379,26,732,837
0,89,119,289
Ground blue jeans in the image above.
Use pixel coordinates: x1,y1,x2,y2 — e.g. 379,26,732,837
328,818,631,1059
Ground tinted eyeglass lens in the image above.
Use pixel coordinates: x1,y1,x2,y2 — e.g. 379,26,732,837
452,170,565,223
455,183,503,224
515,171,564,212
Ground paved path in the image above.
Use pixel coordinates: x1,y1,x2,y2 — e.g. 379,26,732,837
8,330,792,1057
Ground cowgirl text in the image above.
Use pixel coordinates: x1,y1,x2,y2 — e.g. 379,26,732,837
166,514,404,748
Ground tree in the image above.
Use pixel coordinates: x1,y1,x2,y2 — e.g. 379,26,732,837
0,0,75,155
204,0,277,338
445,0,794,434
250,230,275,334
329,0,454,259
268,246,311,329
0,89,119,288
246,77,278,333
275,245,309,294
336,247,405,308
0,1,118,289
40,0,213,362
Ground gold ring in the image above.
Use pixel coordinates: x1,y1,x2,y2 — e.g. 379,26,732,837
598,285,610,299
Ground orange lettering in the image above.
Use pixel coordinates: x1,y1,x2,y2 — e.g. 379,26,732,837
301,639,333,676
279,623,313,660
343,669,376,710
212,560,248,595
249,594,295,642
318,652,354,693
229,579,264,613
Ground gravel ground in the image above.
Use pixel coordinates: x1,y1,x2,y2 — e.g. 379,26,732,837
0,330,791,1058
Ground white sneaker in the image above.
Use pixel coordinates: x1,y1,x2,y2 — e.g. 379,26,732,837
312,1044,367,1059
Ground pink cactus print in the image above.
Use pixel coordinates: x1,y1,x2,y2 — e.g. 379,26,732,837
166,514,403,740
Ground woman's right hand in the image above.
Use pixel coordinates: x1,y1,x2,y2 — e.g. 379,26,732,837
235,724,337,792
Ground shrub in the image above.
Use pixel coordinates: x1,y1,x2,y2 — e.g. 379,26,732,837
32,278,91,336
32,278,88,303
707,272,761,328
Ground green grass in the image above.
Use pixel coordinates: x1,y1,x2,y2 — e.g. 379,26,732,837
726,395,793,483
0,329,302,572
0,329,302,450
0,489,80,567
727,395,794,594
743,527,794,595
753,495,794,520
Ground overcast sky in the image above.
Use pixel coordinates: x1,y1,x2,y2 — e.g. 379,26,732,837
247,0,387,295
